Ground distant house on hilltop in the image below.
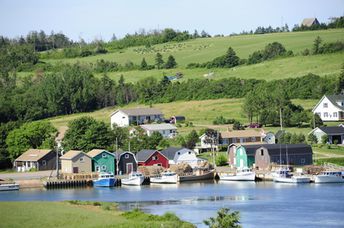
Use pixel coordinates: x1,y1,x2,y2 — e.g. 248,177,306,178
110,108,164,128
312,94,344,121
301,18,320,27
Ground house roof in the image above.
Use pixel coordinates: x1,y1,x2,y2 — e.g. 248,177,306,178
326,95,344,110
60,150,86,160
220,129,263,139
140,123,177,131
55,126,68,141
161,147,183,160
111,108,163,117
240,144,312,156
136,149,158,162
87,149,113,158
319,126,344,135
15,149,53,162
301,18,319,27
115,151,138,163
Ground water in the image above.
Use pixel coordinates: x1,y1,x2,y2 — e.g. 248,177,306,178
1,181,343,227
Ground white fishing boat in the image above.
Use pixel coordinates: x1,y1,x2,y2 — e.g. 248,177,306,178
314,171,344,183
150,171,178,184
0,182,19,191
219,167,256,181
122,172,145,186
273,167,311,183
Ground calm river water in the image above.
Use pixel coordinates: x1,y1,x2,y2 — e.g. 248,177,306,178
1,181,343,227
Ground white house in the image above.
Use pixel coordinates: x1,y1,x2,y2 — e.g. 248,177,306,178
110,108,164,128
312,95,344,121
140,123,177,138
309,126,344,144
161,147,203,168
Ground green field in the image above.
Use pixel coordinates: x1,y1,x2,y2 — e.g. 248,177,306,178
0,201,193,228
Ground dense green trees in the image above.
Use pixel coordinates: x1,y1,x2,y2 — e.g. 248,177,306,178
248,42,292,64
5,121,56,160
206,47,240,68
164,55,177,69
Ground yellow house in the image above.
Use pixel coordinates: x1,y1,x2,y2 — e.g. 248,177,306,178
60,150,92,173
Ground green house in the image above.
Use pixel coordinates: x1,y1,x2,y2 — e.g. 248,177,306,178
87,149,116,174
235,146,255,168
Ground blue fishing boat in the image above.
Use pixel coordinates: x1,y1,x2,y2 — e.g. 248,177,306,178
93,172,115,187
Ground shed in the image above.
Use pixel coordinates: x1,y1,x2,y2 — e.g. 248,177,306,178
87,149,116,174
309,126,344,144
60,150,92,174
301,18,320,27
14,149,56,172
136,149,169,168
116,151,137,175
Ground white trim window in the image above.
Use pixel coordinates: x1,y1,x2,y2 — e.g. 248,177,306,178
323,103,328,108
80,157,84,163
324,112,329,118
125,154,129,159
42,160,46,166
102,153,107,158
101,165,107,170
96,166,100,172
333,112,338,118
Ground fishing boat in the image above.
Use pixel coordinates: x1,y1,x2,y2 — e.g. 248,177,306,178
314,171,344,183
219,167,256,181
150,171,178,184
122,172,145,186
93,172,116,187
0,182,19,191
178,169,215,182
273,167,311,183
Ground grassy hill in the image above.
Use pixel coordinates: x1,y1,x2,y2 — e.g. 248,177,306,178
39,29,344,83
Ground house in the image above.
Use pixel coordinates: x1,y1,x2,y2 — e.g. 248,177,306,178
136,149,169,168
301,18,320,27
228,144,313,170
14,149,56,172
60,150,92,174
309,126,344,144
110,108,164,128
87,149,116,173
161,147,203,168
312,95,344,121
140,123,177,138
169,116,186,124
196,133,220,153
116,151,137,175
220,129,264,145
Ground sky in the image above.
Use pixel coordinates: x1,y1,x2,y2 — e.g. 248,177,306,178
0,0,343,42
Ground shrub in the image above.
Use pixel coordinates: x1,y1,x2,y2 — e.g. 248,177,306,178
216,154,228,166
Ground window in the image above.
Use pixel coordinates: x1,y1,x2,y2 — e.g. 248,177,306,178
125,154,129,159
333,112,338,118
177,152,181,155
323,103,328,108
152,156,158,160
42,160,46,166
101,165,106,170
301,158,305,164
102,153,107,158
188,151,191,154
96,166,100,172
80,157,84,162
260,149,264,156
324,112,328,118
170,130,173,133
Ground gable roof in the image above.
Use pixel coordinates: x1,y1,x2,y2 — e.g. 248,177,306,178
220,129,263,139
111,108,163,117
87,149,114,158
319,126,344,135
301,18,319,27
136,149,158,162
140,123,177,131
238,144,312,156
115,151,138,163
161,147,183,160
60,150,89,160
15,149,53,162
312,94,344,112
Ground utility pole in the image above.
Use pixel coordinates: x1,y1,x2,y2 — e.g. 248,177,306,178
56,146,59,179
279,108,283,130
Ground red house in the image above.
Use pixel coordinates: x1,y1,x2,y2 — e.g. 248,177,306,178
136,149,169,168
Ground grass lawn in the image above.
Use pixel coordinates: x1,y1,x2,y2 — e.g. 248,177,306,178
0,201,193,228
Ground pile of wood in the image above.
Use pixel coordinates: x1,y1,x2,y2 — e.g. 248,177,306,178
303,165,325,175
138,166,164,177
169,163,193,175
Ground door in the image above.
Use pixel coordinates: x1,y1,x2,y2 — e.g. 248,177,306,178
73,167,79,173
126,163,133,174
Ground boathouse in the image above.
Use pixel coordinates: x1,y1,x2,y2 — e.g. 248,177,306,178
87,149,116,174
161,147,202,168
60,150,92,174
14,149,57,172
116,151,137,175
136,149,169,168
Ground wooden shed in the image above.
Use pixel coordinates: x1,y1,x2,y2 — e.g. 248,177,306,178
60,150,92,174
116,151,137,175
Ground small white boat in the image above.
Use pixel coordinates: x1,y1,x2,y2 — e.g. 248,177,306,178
0,182,19,191
122,172,145,186
314,171,344,183
273,168,310,183
150,171,178,184
219,167,256,181
93,172,116,187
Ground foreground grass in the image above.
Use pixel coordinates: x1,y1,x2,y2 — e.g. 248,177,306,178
0,201,194,228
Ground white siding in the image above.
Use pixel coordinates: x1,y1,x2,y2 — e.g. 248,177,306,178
313,97,343,121
111,111,129,128
145,129,177,138
174,148,200,168
312,128,326,144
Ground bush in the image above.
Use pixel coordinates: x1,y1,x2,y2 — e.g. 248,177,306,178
204,208,241,228
216,154,228,166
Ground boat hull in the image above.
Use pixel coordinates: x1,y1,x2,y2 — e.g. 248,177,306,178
178,171,214,182
219,172,256,181
314,175,344,183
150,176,178,184
0,183,19,191
93,178,115,187
122,176,144,186
274,176,310,183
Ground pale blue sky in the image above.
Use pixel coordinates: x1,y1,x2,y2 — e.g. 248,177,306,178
0,0,343,42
